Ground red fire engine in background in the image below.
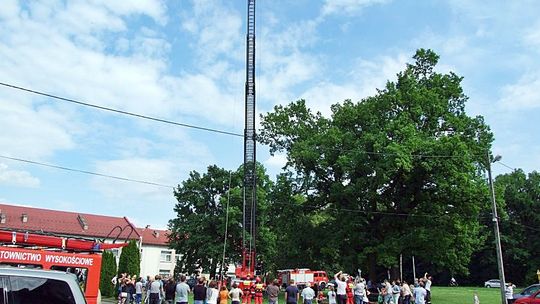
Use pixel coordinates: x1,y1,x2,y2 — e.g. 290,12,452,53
0,229,127,304
277,269,329,288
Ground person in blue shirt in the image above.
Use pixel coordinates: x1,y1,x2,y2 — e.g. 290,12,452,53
286,280,300,304
413,282,427,304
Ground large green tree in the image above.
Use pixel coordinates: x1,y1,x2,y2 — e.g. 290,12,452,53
169,164,276,278
259,49,493,280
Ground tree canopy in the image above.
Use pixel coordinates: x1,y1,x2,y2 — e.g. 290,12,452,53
168,49,539,283
169,163,277,278
259,49,493,279
495,170,540,285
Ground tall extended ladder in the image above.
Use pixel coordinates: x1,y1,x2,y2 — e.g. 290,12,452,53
242,0,257,274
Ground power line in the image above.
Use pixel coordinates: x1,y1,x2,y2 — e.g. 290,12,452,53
268,200,486,220
0,155,175,188
0,82,504,160
0,82,243,137
1,82,507,160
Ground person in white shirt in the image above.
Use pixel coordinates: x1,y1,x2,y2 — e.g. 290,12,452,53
413,283,427,304
175,275,191,304
353,278,365,304
135,277,143,304
149,276,163,304
505,283,514,304
301,283,316,304
229,283,244,304
423,273,432,304
327,286,337,304
473,292,480,304
401,281,411,304
334,271,347,304
206,281,219,304
391,281,400,304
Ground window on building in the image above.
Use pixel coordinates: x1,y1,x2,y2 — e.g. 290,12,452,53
160,250,172,263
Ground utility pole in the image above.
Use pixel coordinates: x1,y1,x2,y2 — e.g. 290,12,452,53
487,152,506,304
412,256,416,280
400,254,403,281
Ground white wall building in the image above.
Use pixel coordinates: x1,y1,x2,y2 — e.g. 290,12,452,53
137,227,176,278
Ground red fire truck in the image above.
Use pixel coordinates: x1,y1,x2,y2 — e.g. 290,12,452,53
277,269,329,288
0,229,127,304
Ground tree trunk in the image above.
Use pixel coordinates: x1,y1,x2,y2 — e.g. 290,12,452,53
210,258,217,279
391,266,400,281
368,253,377,283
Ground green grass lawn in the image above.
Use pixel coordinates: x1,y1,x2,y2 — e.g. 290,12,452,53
431,286,505,304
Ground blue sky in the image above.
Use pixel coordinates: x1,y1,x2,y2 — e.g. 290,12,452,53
1,0,539,229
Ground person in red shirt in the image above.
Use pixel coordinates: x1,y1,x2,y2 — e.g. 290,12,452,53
241,276,253,304
346,278,354,304
253,277,265,304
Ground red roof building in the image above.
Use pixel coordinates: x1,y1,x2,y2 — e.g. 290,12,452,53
136,227,170,246
0,203,140,241
0,202,177,277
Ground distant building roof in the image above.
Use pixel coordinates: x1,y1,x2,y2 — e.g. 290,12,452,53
0,203,140,240
136,227,170,246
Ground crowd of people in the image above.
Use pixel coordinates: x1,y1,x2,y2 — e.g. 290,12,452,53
111,271,435,304
329,271,433,304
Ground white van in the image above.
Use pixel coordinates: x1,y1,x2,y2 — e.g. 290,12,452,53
0,267,87,304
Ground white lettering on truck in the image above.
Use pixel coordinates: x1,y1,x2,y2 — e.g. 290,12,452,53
0,250,42,262
44,254,94,266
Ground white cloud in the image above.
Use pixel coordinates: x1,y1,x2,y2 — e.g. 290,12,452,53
0,163,40,188
321,0,390,16
0,96,76,160
91,158,177,201
299,53,408,116
301,83,362,117
0,0,18,19
264,154,287,170
180,0,243,63
523,21,540,49
96,0,167,24
499,72,540,110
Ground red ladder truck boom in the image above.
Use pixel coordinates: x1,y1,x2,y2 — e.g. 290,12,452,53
236,0,258,281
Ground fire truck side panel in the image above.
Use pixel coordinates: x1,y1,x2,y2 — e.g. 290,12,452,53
0,246,102,304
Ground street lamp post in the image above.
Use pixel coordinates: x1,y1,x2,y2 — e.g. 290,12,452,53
487,152,507,304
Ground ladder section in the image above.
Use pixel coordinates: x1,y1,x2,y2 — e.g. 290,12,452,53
243,0,257,272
